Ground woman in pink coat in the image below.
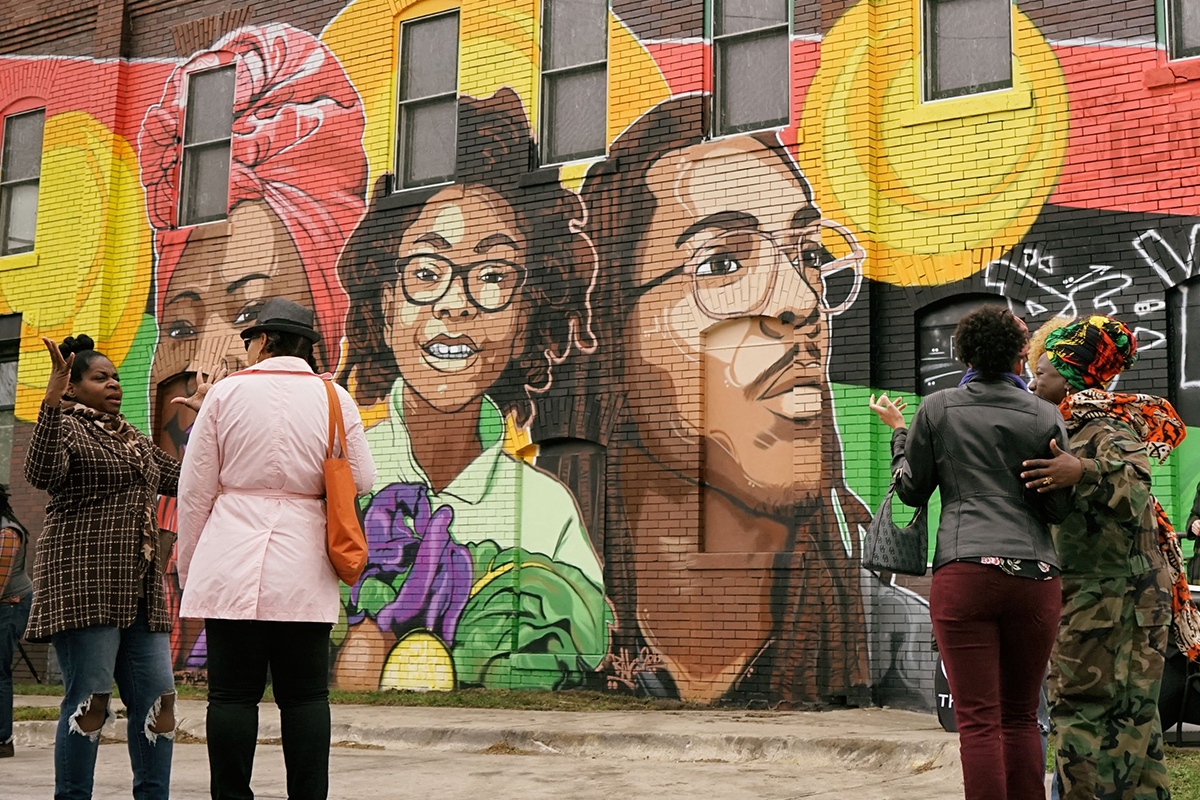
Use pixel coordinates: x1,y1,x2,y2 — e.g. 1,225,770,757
176,298,375,800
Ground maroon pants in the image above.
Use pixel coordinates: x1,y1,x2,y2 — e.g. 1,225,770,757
930,561,1062,800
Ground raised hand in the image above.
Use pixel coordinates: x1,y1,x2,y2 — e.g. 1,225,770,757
1021,438,1083,493
170,363,228,413
42,337,74,407
868,392,908,430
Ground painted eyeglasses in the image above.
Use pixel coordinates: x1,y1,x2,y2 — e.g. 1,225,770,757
397,254,528,313
637,219,864,319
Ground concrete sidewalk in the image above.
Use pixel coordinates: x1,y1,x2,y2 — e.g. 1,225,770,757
13,694,959,776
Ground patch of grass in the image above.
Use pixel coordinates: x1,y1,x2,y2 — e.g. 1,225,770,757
12,683,66,696
13,706,59,721
1167,746,1200,797
18,683,704,711
324,688,703,712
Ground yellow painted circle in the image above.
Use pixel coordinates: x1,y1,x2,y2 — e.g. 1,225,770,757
800,0,1069,286
380,630,457,691
1,111,152,419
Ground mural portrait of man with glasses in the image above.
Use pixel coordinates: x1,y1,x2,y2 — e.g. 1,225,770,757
582,95,931,707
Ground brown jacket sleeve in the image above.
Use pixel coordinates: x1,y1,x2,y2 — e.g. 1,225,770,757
25,402,72,492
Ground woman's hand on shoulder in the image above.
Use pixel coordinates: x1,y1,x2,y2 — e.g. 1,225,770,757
868,393,908,430
41,337,73,408
170,364,228,413
1021,439,1083,493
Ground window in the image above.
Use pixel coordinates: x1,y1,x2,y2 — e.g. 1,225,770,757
0,314,20,485
540,0,608,164
924,0,1012,101
1168,0,1200,60
179,66,235,226
0,110,45,256
712,0,790,136
916,296,1006,395
397,11,460,189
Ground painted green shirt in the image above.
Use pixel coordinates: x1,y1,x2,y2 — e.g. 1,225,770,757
360,383,609,688
364,385,603,587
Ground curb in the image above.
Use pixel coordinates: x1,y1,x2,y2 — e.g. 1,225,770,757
331,724,960,772
14,717,959,775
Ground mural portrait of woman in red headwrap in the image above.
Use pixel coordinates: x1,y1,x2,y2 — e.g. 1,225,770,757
137,22,367,670
139,22,367,459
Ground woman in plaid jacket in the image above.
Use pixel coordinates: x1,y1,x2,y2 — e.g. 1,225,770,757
24,334,208,800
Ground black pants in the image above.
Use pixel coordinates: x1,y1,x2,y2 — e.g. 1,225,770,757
205,619,332,800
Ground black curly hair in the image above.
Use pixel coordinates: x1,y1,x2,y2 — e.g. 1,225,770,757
954,306,1028,377
336,88,597,425
58,334,106,383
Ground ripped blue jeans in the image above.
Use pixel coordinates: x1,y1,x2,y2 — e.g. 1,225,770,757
51,602,175,800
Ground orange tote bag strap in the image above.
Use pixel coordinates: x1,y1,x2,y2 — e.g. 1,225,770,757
323,379,349,461
321,378,368,585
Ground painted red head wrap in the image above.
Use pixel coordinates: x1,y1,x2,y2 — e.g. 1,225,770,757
138,23,367,356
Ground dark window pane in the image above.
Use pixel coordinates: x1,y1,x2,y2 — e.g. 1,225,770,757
1172,0,1200,59
181,143,231,225
185,67,236,145
401,13,460,101
916,298,1004,394
543,0,608,70
0,361,16,407
927,0,1011,98
717,30,789,133
0,408,13,485
2,111,44,183
401,99,457,186
715,0,787,36
545,66,607,162
1,183,38,254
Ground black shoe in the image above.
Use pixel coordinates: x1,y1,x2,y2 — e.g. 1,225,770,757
0,739,13,758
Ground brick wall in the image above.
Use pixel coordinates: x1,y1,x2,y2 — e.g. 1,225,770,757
1,0,1197,712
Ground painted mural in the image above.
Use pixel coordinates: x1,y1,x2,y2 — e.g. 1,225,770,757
2,0,1199,710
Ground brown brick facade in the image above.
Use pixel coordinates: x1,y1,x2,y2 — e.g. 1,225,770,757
1,0,1198,712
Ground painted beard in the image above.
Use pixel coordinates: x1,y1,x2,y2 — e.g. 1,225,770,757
702,430,826,519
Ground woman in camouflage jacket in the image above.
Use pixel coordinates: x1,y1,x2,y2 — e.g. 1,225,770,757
1024,315,1179,800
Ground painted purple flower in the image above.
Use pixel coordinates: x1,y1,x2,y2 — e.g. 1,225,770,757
355,483,473,646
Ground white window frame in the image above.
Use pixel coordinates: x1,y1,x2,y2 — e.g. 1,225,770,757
539,0,610,165
0,109,45,256
395,10,461,191
178,65,235,227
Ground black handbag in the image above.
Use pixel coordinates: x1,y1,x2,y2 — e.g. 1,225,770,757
862,471,929,577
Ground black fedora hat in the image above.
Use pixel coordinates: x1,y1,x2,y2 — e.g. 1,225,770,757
240,297,321,343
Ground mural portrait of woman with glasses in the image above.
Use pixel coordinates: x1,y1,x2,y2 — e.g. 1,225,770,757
581,95,930,706
333,89,607,692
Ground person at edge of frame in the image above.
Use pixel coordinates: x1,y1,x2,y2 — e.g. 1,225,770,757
0,484,32,759
1023,314,1178,800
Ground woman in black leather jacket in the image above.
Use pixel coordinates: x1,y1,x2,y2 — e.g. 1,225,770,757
869,306,1071,800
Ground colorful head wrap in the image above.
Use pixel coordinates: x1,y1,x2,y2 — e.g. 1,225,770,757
1026,315,1074,375
1043,314,1137,391
138,23,367,359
